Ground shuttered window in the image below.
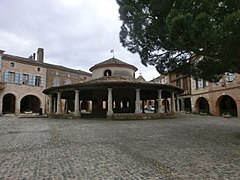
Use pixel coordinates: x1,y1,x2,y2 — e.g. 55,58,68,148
40,77,46,87
29,74,35,86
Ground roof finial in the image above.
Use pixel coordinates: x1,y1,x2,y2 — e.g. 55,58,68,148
110,49,115,58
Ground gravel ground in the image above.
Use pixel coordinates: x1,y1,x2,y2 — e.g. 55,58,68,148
0,114,239,179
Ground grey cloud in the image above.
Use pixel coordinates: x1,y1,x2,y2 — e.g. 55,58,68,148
0,0,159,80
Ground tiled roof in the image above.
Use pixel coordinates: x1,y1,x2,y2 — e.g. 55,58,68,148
3,54,91,76
89,57,138,72
43,76,184,94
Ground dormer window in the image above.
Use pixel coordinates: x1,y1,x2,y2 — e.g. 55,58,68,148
104,70,112,76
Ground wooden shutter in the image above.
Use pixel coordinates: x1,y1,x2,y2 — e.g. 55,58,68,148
19,73,23,84
4,70,8,82
40,76,46,87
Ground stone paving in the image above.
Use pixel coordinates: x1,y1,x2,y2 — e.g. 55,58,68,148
0,114,240,179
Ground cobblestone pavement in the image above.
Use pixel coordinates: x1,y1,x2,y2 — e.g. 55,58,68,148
0,114,240,179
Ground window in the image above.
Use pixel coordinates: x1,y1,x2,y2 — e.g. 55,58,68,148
226,72,234,82
10,62,15,68
104,70,112,76
203,79,209,88
35,76,41,86
8,72,15,83
23,74,29,85
53,77,60,86
195,79,202,89
165,76,169,84
161,77,165,84
65,79,72,85
37,67,41,72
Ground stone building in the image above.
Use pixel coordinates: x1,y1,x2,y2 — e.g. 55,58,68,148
156,72,240,118
0,48,91,116
43,58,183,120
191,73,240,118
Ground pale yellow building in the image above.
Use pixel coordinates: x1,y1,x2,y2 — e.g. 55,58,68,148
0,48,91,116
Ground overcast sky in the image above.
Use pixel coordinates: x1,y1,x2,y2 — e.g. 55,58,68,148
0,0,160,80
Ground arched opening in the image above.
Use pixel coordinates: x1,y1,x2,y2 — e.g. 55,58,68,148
102,100,107,109
20,95,41,113
184,98,192,112
145,100,155,112
104,70,112,76
2,93,16,114
217,95,237,117
81,100,90,112
162,99,170,113
65,100,74,113
196,97,209,114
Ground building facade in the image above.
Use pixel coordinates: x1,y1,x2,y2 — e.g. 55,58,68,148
156,71,240,118
0,48,91,116
191,73,240,118
152,73,192,113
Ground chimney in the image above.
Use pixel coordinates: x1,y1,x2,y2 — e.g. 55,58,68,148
0,49,5,56
37,48,44,63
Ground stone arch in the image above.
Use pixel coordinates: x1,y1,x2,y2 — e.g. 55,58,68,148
20,95,41,113
195,97,209,114
216,95,237,117
81,100,89,111
2,93,16,114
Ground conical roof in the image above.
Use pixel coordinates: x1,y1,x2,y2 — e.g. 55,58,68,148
89,57,138,72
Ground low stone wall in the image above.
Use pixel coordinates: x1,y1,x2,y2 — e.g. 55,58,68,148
48,113,81,119
112,112,181,120
48,112,181,120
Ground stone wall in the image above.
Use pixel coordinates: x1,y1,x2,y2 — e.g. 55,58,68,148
112,113,181,120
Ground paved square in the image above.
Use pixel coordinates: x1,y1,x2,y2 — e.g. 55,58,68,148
0,114,239,179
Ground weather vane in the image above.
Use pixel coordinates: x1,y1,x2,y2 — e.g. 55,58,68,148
110,49,115,58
